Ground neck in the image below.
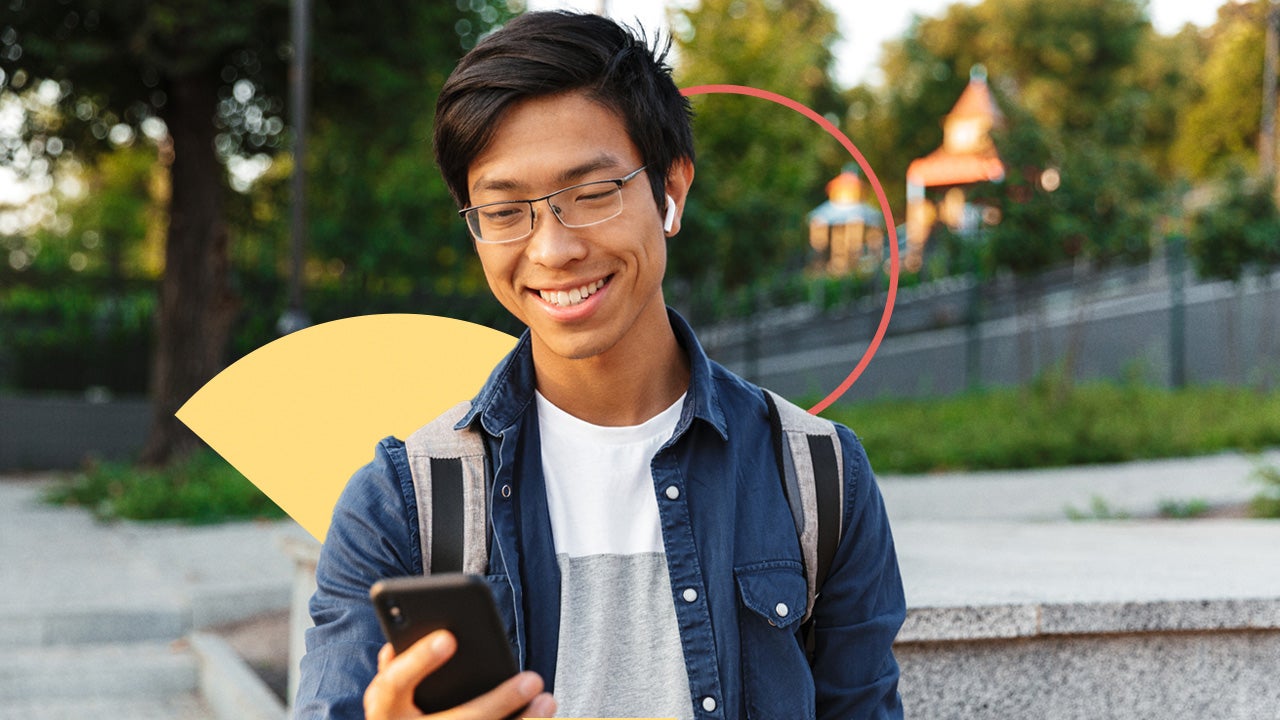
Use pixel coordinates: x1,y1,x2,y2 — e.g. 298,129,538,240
532,306,690,426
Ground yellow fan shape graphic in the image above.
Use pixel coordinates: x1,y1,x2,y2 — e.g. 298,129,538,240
176,314,518,542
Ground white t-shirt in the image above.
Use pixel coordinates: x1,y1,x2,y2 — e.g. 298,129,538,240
535,390,693,720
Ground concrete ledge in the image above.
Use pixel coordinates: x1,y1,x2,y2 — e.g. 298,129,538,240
900,597,1280,643
896,628,1280,719
890,518,1280,718
0,641,199,701
189,632,286,720
189,581,294,630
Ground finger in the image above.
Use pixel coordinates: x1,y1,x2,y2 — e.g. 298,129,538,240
377,642,394,672
369,630,457,702
524,692,557,718
440,670,544,720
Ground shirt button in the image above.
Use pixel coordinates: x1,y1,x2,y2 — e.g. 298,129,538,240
500,485,512,498
665,485,680,500
702,696,717,712
776,602,789,618
682,588,698,603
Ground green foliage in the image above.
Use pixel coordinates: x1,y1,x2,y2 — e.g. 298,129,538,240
845,0,1169,271
670,0,846,290
1188,165,1280,282
1156,497,1211,519
303,2,514,299
1171,1,1269,179
1130,26,1208,178
44,450,285,523
821,382,1280,474
972,0,1149,136
6,0,291,162
1250,462,1280,518
1065,495,1130,521
0,281,154,393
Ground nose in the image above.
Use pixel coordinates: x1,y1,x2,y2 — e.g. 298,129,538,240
525,199,587,268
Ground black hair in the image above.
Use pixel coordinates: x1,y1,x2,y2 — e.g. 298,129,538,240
433,11,694,211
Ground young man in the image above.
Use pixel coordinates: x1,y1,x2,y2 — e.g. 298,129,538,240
295,11,905,720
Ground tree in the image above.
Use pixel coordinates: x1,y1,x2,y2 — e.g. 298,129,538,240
849,0,1165,269
5,0,510,464
1188,164,1280,281
1172,0,1272,179
670,0,846,299
7,0,291,464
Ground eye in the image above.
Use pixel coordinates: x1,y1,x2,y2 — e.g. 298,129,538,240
571,184,620,205
480,204,527,227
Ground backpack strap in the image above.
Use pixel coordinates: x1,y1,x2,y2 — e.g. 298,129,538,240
762,389,844,648
405,401,490,576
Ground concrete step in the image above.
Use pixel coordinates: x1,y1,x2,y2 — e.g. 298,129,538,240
0,607,188,648
0,640,199,702
0,695,215,720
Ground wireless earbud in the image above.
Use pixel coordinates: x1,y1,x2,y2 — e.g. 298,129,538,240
663,194,677,233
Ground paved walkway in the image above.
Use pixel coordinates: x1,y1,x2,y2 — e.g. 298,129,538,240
879,449,1280,612
0,476,305,718
2,450,1279,715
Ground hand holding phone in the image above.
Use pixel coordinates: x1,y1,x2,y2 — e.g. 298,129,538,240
364,630,556,720
367,574,555,719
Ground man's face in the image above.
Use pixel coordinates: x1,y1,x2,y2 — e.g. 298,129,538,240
465,90,688,364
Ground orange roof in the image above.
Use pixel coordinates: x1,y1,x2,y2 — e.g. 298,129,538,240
907,150,1005,187
906,71,1005,188
948,77,1003,124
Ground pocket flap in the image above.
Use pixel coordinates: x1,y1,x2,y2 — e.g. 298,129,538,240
734,562,806,630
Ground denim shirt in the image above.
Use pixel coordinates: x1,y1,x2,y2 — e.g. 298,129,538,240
294,310,905,719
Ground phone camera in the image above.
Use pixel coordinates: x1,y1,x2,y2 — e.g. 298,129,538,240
388,602,404,625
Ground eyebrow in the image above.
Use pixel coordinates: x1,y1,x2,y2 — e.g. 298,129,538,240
470,154,625,197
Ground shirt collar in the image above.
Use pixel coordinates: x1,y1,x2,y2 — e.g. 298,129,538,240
456,307,729,441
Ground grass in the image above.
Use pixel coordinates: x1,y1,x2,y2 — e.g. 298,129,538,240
1251,463,1280,519
1156,498,1212,519
44,450,285,524
42,381,1280,524
1064,495,1131,521
821,381,1280,475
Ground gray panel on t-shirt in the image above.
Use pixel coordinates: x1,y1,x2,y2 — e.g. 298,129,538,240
554,552,693,720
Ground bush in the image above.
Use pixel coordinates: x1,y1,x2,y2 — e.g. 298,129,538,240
822,381,1280,474
45,450,285,524
1251,463,1280,519
0,281,155,394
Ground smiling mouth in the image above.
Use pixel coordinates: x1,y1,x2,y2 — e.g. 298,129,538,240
537,276,609,308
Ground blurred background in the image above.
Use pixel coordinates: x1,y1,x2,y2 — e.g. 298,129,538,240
1,0,1278,487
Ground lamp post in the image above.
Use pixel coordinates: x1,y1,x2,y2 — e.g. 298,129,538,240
278,0,312,336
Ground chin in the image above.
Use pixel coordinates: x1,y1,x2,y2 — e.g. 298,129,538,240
533,327,621,362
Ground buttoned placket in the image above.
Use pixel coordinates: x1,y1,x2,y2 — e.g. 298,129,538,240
652,442,724,718
485,429,527,667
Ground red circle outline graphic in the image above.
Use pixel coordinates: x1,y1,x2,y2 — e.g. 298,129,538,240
680,84,899,414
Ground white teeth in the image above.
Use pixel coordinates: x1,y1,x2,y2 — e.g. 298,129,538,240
540,279,606,307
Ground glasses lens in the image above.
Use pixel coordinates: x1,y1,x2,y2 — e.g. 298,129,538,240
467,202,531,243
554,181,624,228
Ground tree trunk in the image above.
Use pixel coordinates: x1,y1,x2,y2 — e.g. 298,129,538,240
139,74,239,466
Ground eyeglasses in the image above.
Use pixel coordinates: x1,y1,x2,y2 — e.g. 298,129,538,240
460,166,648,244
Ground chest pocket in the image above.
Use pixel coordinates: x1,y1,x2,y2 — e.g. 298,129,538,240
734,561,815,720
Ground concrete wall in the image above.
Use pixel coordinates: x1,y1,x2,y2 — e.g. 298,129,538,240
897,629,1280,720
897,620,1280,720
0,394,151,472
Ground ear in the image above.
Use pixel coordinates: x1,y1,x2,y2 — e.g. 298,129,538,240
662,158,695,237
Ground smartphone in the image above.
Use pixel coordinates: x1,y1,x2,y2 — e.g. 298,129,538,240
369,573,520,714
